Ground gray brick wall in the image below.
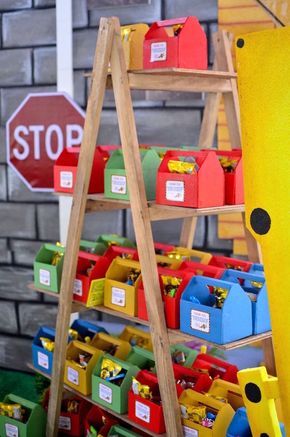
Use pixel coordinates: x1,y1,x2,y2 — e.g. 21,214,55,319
0,1,231,372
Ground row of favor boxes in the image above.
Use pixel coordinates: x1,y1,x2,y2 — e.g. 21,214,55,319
118,16,207,71
54,147,244,207
34,236,270,344
32,321,271,437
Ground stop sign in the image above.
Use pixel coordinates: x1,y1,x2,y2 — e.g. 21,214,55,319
6,92,85,191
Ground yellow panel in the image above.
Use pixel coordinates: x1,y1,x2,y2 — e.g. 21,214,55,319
236,25,290,433
263,0,290,24
233,238,248,256
218,222,245,239
219,213,243,223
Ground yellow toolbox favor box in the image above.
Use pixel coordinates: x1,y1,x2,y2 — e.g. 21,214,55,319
90,332,131,360
121,23,149,70
104,258,141,316
119,325,152,350
179,389,235,436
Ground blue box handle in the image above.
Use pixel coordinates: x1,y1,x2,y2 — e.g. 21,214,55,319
222,269,265,285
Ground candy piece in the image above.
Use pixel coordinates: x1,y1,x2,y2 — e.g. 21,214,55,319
180,404,206,423
40,337,55,352
161,275,182,298
206,412,216,421
84,336,91,344
166,250,182,260
87,262,95,276
172,350,186,365
68,329,79,341
0,403,23,421
250,280,263,289
132,377,152,400
126,268,140,285
79,353,91,368
218,156,239,173
51,242,64,266
100,358,122,380
212,286,228,308
168,159,198,175
173,24,183,36
67,400,79,413
225,263,243,271
202,417,215,428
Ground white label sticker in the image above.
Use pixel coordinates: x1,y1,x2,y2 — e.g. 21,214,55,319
135,401,150,423
99,383,112,404
73,279,83,296
166,180,185,202
59,416,71,431
111,287,126,307
183,425,198,437
39,269,51,286
150,42,167,62
60,171,73,188
38,351,49,369
5,424,18,437
67,367,79,385
111,175,127,194
190,309,210,333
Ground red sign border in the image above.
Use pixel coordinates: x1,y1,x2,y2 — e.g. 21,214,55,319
6,92,85,192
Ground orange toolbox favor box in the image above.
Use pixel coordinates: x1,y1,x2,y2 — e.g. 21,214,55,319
156,150,224,208
54,146,108,194
143,17,207,70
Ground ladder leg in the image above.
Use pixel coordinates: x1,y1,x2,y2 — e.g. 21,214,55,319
46,18,114,437
110,19,183,437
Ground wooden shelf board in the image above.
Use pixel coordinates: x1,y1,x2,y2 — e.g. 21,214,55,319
129,68,237,79
30,284,271,351
56,193,245,220
26,363,165,437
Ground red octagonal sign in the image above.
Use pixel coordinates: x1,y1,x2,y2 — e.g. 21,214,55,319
6,92,85,191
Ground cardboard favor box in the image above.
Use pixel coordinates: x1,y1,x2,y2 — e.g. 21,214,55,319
179,260,224,279
90,332,132,360
179,389,234,437
156,150,224,208
58,395,91,437
92,354,139,414
0,394,46,437
180,276,252,344
84,405,117,437
105,148,160,201
32,326,56,375
104,258,142,317
221,269,271,334
121,23,149,70
209,255,252,272
34,243,65,293
119,325,152,350
108,425,140,437
192,354,238,384
54,147,108,194
127,346,155,370
143,16,207,70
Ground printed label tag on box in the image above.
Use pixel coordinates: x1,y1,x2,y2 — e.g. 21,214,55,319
111,175,127,194
60,171,73,188
39,269,51,286
150,42,167,62
38,351,49,369
73,279,83,296
111,287,126,307
135,401,150,423
5,424,18,437
99,383,112,404
59,416,71,431
190,309,210,333
183,425,198,437
166,181,185,202
67,367,79,385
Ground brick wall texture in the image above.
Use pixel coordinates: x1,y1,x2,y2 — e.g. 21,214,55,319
0,0,231,371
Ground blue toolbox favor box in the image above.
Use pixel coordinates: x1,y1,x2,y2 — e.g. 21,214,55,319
70,319,108,340
180,276,252,344
249,263,264,275
227,407,251,437
32,326,56,375
221,269,270,334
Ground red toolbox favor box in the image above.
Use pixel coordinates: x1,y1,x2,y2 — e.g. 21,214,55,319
216,150,244,204
138,267,191,328
128,370,166,434
192,353,238,384
54,146,109,194
179,260,224,279
103,245,138,265
84,405,117,437
143,17,207,70
73,251,110,304
173,364,212,397
156,150,224,208
209,255,252,272
154,242,175,255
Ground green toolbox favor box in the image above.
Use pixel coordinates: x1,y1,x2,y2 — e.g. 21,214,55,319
170,343,198,367
0,394,46,437
108,425,140,436
80,240,107,255
126,346,155,370
34,243,65,293
104,148,160,201
96,234,135,248
92,354,139,414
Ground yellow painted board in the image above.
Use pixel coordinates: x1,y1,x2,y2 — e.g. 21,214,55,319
236,25,290,434
233,238,248,256
219,213,244,223
218,221,245,239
